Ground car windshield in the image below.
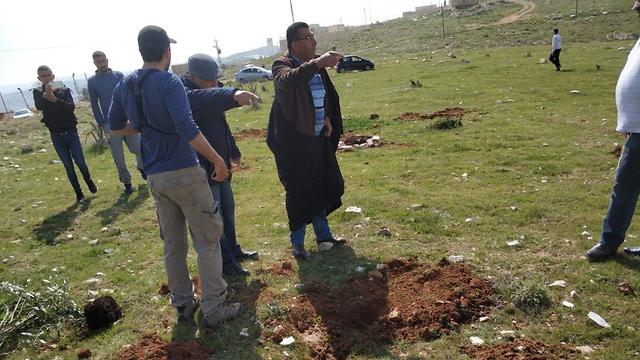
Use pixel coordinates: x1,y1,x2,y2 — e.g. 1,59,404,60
15,110,28,115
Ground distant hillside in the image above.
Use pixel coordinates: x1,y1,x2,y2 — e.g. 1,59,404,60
314,0,636,59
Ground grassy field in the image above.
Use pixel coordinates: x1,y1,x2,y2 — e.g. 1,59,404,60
2,1,640,359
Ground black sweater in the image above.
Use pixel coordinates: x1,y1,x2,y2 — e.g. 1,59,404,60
33,86,77,132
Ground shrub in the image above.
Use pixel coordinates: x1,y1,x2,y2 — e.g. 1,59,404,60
511,282,552,314
431,117,462,130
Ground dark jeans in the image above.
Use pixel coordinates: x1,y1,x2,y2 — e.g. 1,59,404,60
550,49,561,70
599,133,640,251
210,181,242,268
50,130,92,197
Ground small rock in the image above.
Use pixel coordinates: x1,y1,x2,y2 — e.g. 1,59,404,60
410,204,424,210
562,300,575,308
570,90,580,94
66,234,73,239
240,328,250,337
355,266,366,273
576,345,595,354
83,278,101,285
88,239,98,246
570,290,579,298
345,206,362,213
101,227,109,232
376,263,386,270
470,336,484,345
447,255,464,263
377,227,392,237
280,336,295,346
388,308,400,320
272,325,287,343
507,240,521,247
548,280,567,288
479,316,490,322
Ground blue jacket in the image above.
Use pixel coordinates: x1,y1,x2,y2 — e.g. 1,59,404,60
180,76,241,180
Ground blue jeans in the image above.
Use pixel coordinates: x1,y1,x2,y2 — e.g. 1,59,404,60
50,130,92,197
210,181,241,268
290,211,333,246
599,133,640,251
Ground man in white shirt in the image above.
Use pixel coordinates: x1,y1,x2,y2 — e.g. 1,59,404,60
549,28,562,71
586,1,640,261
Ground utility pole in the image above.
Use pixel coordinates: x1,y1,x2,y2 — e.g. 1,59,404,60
441,1,446,39
289,0,295,22
364,8,367,25
71,73,82,101
17,88,29,109
0,91,8,113
214,38,222,66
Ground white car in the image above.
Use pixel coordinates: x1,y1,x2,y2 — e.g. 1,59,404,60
234,66,273,83
13,108,33,119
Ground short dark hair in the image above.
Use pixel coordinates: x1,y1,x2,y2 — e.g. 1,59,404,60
554,28,559,34
92,51,106,60
37,65,51,74
286,22,309,51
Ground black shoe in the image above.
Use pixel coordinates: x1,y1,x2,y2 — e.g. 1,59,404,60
586,244,616,262
623,247,640,256
223,263,250,277
292,244,310,260
234,250,259,261
124,183,133,195
137,168,147,180
87,180,97,193
76,193,86,203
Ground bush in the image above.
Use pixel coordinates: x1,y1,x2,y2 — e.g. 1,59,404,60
431,117,462,130
511,282,552,314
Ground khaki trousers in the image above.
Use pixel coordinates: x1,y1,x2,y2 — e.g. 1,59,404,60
148,165,227,317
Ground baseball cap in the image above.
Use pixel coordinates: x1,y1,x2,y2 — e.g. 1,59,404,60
188,53,220,81
138,25,176,61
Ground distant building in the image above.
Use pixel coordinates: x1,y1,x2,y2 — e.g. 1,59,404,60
309,23,346,34
450,0,478,9
171,63,188,76
279,38,288,52
403,4,439,18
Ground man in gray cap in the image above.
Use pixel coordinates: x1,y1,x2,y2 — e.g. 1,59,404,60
109,26,240,329
180,53,261,277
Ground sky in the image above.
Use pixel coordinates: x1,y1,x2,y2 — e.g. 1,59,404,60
0,0,439,91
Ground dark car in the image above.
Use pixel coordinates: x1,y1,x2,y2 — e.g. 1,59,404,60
335,55,374,73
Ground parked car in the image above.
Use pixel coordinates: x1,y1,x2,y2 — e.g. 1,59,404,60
234,66,273,83
12,108,33,119
335,55,375,73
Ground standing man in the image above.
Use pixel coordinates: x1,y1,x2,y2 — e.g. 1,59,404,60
88,51,143,195
549,28,562,71
108,25,240,328
267,22,346,260
181,53,260,276
34,66,97,203
586,1,640,261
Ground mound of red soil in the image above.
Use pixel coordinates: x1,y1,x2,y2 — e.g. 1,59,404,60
258,261,295,277
396,107,470,121
119,333,213,360
235,128,267,140
284,258,494,359
461,339,579,360
158,278,201,298
84,296,123,330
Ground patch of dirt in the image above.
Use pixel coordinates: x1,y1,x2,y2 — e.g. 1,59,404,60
339,134,382,151
612,144,622,159
235,128,266,141
283,258,495,359
158,278,201,298
395,107,471,121
118,333,214,360
84,296,123,330
257,261,295,277
158,284,170,296
461,339,579,360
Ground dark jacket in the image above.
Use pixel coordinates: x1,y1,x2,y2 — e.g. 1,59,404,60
33,86,77,132
267,54,344,230
181,76,241,181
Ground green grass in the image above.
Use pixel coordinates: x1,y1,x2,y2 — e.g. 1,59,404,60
2,1,640,358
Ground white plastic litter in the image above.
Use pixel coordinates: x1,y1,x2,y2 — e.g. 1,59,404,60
548,280,567,288
470,336,485,345
345,206,362,213
587,311,611,328
562,301,575,308
280,336,295,346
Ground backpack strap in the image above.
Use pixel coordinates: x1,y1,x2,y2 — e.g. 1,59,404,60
125,69,175,134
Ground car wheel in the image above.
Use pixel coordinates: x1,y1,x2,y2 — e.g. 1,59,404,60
364,65,371,71
262,75,270,80
238,78,247,84
338,68,346,73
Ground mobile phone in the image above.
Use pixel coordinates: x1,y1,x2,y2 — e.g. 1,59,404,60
50,81,65,90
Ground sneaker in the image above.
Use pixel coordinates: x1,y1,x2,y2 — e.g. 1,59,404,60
234,250,259,261
176,299,199,322
124,183,133,195
200,302,241,329
624,247,640,256
87,180,98,193
292,243,310,260
76,193,86,204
